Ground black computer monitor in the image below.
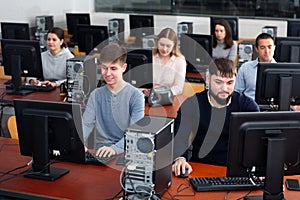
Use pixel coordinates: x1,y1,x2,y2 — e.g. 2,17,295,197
180,33,213,73
287,19,300,37
129,14,154,47
123,48,153,89
255,63,300,111
210,16,239,41
274,36,300,62
227,111,300,200
77,24,109,54
1,39,43,95
1,22,30,40
66,13,90,43
14,99,85,181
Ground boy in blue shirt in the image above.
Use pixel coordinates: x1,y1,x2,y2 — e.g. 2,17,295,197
83,43,145,158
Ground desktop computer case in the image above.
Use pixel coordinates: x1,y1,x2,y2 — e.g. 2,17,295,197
177,22,193,47
36,15,54,31
66,55,98,104
177,22,193,35
108,18,125,44
124,116,174,199
35,15,53,51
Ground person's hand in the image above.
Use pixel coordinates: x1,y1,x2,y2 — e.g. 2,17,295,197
29,79,40,85
96,146,116,157
41,81,57,87
142,88,151,97
84,146,88,152
172,157,192,176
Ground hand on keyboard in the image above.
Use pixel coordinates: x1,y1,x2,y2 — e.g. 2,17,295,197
96,146,116,158
85,151,115,166
41,80,57,88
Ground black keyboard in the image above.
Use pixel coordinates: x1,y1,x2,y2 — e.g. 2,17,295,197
85,151,115,166
21,84,55,92
190,177,264,192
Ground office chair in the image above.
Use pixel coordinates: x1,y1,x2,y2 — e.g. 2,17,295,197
7,115,18,140
182,82,205,97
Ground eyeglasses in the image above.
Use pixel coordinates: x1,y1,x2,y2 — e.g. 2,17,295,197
158,42,174,50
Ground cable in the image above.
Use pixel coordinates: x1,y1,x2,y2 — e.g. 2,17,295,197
0,160,32,183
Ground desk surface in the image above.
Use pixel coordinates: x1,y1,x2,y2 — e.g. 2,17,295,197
145,95,186,118
1,137,300,200
0,80,64,105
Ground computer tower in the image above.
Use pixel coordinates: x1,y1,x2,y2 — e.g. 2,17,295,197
66,55,98,104
108,18,125,44
36,15,53,31
177,22,193,35
238,41,256,66
177,22,193,47
142,35,156,49
36,30,48,51
262,26,277,38
124,116,174,199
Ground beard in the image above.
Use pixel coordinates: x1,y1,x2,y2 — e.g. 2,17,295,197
209,88,233,106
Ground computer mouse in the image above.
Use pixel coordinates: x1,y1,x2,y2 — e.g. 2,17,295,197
179,170,189,178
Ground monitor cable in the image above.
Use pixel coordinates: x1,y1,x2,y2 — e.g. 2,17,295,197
0,159,32,184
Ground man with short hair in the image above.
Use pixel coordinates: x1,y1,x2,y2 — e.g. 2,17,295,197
235,33,276,100
172,58,259,177
82,43,145,158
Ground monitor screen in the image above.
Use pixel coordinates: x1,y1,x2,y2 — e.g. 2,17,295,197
287,19,300,37
14,99,85,181
1,22,30,40
77,24,109,54
255,63,300,111
123,48,153,89
210,16,239,41
129,14,154,47
227,111,300,199
66,13,90,43
274,36,300,62
1,39,44,95
179,33,213,73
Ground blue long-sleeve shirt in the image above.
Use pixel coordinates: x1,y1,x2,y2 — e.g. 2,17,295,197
173,90,260,166
82,84,145,154
235,58,276,99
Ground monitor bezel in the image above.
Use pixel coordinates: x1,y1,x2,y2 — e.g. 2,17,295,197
274,36,300,62
227,111,300,199
76,24,109,54
287,19,300,37
179,33,213,73
14,99,85,181
123,48,153,89
255,62,300,111
1,22,30,40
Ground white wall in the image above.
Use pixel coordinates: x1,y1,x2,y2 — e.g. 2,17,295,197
0,0,288,38
0,0,92,30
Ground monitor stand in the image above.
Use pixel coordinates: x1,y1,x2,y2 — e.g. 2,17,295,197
24,167,69,181
6,88,34,95
6,55,34,95
23,114,69,181
244,138,286,200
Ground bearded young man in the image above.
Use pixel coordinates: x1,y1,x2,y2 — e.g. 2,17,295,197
172,58,260,177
